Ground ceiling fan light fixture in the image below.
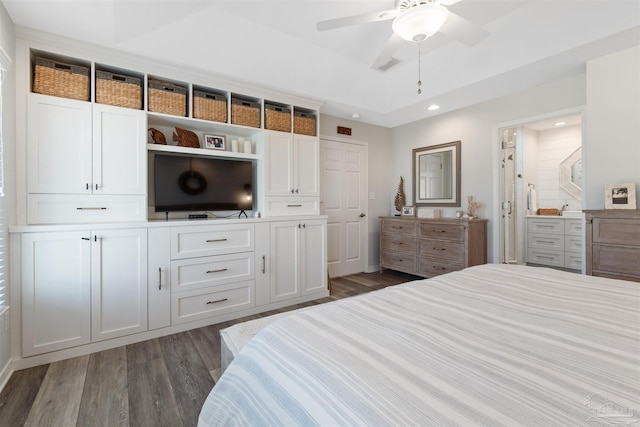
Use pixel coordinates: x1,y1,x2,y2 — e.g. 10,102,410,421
392,3,449,42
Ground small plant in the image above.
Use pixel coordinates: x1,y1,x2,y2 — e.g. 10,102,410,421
467,195,480,217
394,176,406,213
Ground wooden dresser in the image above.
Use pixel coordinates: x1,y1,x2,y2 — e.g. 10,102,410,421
585,210,640,282
379,217,488,278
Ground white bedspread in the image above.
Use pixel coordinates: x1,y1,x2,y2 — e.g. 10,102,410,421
199,264,640,426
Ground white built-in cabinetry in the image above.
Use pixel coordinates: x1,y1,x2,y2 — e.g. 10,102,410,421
13,42,327,364
270,220,327,303
21,227,148,356
263,131,320,216
526,216,582,270
26,94,147,224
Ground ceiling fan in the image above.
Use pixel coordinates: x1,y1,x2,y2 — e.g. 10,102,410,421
316,0,489,70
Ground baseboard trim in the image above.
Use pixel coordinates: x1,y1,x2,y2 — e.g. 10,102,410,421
0,358,12,394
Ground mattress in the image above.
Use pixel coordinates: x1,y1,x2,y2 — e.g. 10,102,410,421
199,264,640,426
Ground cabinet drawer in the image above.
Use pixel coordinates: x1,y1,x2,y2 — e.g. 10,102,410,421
527,218,564,234
527,247,564,268
380,251,416,274
171,280,255,325
264,197,319,216
565,235,582,253
564,252,582,270
593,219,640,245
565,219,583,236
27,194,145,224
171,224,254,259
381,220,417,236
592,244,640,276
419,239,464,260
171,252,254,292
418,257,462,277
381,233,417,253
528,232,564,251
419,223,464,241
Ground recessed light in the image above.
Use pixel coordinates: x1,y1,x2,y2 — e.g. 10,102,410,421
351,113,360,119
427,104,440,111
554,121,566,126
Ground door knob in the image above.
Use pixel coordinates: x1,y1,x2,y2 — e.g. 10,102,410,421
359,213,366,218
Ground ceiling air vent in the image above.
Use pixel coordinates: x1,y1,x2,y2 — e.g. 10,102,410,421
375,57,400,72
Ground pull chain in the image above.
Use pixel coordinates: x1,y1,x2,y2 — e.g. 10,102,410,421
417,42,422,95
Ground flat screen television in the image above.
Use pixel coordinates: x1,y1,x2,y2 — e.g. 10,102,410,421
154,153,254,212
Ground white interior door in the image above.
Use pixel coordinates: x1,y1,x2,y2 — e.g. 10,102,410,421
321,138,367,278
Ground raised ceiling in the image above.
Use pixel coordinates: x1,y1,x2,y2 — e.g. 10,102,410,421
2,0,639,127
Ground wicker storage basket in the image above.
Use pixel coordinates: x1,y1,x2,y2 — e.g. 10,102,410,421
148,80,187,116
537,208,559,216
265,104,291,132
96,70,142,109
231,97,260,128
33,57,90,101
294,111,316,136
193,90,227,123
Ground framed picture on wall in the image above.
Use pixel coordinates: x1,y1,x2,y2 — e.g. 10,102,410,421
604,183,636,209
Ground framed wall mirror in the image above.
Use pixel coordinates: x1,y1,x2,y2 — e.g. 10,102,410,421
559,147,582,200
413,141,461,207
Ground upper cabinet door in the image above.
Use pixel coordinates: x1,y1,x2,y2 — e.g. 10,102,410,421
27,94,92,194
294,134,319,197
264,131,294,196
92,104,147,195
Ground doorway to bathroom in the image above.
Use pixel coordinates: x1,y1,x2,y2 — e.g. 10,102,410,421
497,111,583,265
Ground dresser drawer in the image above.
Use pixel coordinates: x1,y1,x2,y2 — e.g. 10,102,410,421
171,280,254,325
418,257,463,277
564,252,582,270
27,194,145,224
592,218,640,245
592,244,640,276
171,252,254,292
171,224,254,259
564,235,582,253
528,233,564,251
380,251,416,274
381,233,417,253
419,239,464,260
527,247,564,268
565,219,583,236
381,220,417,236
527,218,564,234
419,223,464,241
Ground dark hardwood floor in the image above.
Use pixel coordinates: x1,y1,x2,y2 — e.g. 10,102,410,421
0,270,417,427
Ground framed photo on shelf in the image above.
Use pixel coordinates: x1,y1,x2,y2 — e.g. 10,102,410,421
204,134,225,150
401,206,415,216
604,183,636,209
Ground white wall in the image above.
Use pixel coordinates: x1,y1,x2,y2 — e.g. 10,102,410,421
0,0,15,390
390,74,586,262
584,46,640,209
320,114,392,272
535,125,581,211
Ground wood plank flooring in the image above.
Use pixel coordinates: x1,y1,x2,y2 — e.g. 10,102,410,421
0,270,417,427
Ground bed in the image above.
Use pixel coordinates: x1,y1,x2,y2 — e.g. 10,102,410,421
198,264,639,426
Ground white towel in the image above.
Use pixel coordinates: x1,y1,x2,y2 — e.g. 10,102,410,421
528,187,537,213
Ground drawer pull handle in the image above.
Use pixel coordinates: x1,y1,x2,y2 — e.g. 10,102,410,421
432,229,446,233
206,238,228,242
288,204,303,207
393,226,403,229
158,267,162,290
206,268,228,274
537,255,555,260
433,247,446,251
393,241,403,245
76,207,107,210
206,298,228,305
434,266,448,270
262,255,266,274
538,240,556,244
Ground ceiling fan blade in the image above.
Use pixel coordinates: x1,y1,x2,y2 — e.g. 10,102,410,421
316,9,399,32
371,32,405,71
438,11,489,46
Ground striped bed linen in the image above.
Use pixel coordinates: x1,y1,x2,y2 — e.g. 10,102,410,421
198,264,640,426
